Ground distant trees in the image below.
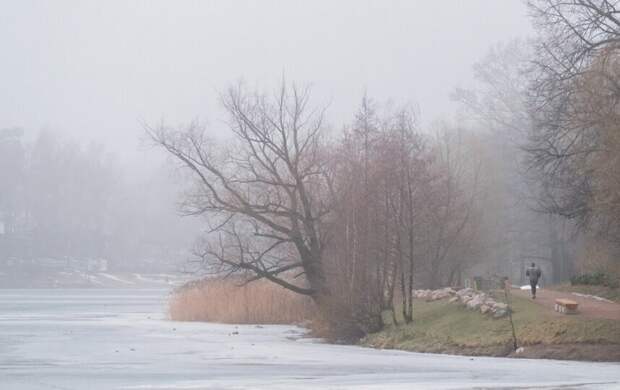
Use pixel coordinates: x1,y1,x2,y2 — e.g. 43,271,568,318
451,1,620,281
0,128,26,239
1,131,106,260
453,40,580,284
0,131,118,261
0,129,194,270
26,132,115,259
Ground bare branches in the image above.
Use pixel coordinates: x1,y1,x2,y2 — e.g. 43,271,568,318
526,0,620,226
528,0,620,81
147,82,330,297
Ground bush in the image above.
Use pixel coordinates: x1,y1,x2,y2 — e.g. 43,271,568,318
570,272,619,288
169,277,385,343
313,300,384,344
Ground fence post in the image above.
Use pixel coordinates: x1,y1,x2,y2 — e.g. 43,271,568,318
503,278,518,351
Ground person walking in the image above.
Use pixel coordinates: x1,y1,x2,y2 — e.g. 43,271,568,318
526,262,542,299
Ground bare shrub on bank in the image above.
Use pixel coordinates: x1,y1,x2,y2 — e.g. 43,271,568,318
169,277,316,324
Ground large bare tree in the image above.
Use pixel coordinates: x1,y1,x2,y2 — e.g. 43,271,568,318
148,82,333,300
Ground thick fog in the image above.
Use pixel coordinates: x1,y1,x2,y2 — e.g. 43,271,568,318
4,5,620,388
1,1,531,159
0,1,540,287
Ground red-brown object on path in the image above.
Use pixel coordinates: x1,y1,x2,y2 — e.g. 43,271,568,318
555,299,579,314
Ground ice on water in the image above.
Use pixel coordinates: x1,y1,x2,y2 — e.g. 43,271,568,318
1,289,618,390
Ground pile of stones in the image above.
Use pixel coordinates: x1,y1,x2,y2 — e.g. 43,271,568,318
412,287,456,301
412,287,509,318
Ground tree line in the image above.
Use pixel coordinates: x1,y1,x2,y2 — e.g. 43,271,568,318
0,129,195,270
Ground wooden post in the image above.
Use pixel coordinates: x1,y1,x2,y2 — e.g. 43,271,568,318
503,278,518,351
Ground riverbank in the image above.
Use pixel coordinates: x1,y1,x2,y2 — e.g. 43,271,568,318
361,294,620,362
167,280,620,362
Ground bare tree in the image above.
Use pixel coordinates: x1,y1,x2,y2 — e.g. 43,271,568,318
524,0,620,273
528,0,620,82
527,0,620,223
147,82,333,301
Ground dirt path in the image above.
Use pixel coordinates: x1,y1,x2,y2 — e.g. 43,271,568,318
513,288,620,320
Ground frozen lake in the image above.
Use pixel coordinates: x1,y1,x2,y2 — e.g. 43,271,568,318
0,289,619,389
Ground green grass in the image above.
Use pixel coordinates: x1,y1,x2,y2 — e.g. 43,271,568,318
362,295,620,353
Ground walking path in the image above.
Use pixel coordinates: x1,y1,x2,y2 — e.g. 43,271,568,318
513,288,620,320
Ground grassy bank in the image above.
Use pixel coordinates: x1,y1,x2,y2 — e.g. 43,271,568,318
362,295,620,361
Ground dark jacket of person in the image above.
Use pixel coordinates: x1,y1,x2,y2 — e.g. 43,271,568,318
526,266,542,284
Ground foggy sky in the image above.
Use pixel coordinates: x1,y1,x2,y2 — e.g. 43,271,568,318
0,1,532,163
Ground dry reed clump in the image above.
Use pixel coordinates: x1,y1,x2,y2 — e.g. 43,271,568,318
168,277,317,324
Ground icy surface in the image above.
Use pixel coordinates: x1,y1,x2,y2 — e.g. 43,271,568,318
0,289,619,389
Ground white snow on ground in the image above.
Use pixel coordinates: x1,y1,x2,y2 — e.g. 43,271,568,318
572,292,615,303
134,273,161,283
133,273,183,286
0,289,619,390
99,272,137,285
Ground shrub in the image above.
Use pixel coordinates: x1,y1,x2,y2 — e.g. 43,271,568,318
169,277,386,342
570,272,619,288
